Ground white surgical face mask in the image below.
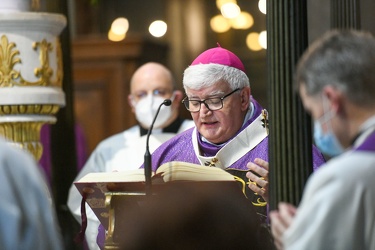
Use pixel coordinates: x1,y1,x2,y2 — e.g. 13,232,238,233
313,96,344,157
133,93,174,129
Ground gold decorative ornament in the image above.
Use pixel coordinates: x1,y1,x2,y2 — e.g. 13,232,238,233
31,39,53,86
0,11,67,161
247,177,268,207
0,35,63,87
0,104,60,115
261,109,269,134
252,198,267,207
233,175,247,198
52,38,63,87
0,121,45,160
204,157,219,167
0,35,21,87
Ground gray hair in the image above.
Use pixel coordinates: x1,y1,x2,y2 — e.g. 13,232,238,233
182,64,250,91
296,29,375,107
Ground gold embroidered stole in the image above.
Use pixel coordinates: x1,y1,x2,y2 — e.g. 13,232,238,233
192,110,269,169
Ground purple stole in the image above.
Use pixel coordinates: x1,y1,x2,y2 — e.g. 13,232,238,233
194,110,268,169
354,130,375,152
197,98,266,158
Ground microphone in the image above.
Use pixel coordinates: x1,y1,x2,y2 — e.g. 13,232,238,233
144,99,172,196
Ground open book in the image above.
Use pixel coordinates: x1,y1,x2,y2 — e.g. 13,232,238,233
74,161,239,228
76,161,235,183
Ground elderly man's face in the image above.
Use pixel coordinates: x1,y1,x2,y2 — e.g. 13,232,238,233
185,82,250,144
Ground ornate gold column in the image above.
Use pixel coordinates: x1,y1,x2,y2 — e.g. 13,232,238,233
0,6,67,160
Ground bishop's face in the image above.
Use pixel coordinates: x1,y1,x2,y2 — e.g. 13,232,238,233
185,82,250,144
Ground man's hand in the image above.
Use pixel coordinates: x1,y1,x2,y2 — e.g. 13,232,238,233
246,158,269,202
269,202,297,250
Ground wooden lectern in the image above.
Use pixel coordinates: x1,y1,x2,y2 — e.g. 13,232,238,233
74,164,250,249
74,166,244,249
104,190,146,249
102,181,244,249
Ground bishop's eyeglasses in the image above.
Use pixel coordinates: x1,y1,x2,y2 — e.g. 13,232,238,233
182,88,241,112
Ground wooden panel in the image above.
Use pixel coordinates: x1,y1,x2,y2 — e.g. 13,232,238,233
74,69,109,154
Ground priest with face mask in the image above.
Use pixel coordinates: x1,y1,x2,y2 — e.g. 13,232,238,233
67,62,194,250
270,30,375,250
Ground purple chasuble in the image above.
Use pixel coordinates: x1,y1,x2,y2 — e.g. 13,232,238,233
138,98,324,225
141,97,325,221
97,98,327,249
146,97,325,172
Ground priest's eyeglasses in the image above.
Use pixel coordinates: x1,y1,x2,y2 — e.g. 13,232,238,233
182,88,241,112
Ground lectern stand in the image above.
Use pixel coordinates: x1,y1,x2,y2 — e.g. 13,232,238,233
104,191,146,249
74,173,245,249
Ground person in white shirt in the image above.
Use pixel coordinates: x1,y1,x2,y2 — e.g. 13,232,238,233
67,62,194,250
270,30,375,250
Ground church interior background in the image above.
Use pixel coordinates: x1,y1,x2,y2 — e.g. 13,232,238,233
4,0,374,249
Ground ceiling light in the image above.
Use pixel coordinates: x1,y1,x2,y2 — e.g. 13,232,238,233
221,3,241,19
149,20,167,37
210,15,231,33
111,17,129,35
230,11,254,29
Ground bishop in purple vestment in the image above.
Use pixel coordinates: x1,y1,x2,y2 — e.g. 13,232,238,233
143,46,325,218
97,45,326,250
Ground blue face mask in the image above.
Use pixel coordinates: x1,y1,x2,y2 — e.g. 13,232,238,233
313,120,344,157
313,96,345,157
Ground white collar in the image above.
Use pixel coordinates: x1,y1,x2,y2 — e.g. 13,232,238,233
201,102,255,145
354,115,375,147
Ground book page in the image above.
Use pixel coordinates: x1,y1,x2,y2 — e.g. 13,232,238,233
76,168,146,183
156,161,235,182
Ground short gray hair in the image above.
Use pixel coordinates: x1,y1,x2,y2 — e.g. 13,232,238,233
296,29,375,107
183,63,250,91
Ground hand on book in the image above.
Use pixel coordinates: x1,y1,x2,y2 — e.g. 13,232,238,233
246,158,269,202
